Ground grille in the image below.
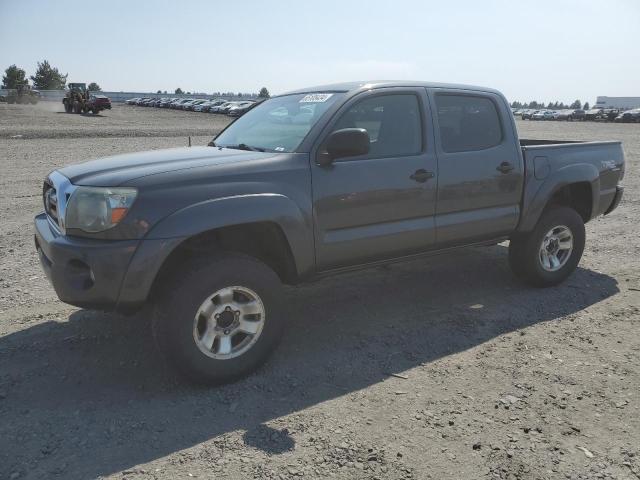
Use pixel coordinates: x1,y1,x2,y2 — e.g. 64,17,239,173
43,179,59,225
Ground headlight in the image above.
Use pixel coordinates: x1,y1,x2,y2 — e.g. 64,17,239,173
65,187,137,233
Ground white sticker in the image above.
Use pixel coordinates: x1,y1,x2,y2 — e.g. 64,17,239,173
300,93,333,103
275,146,285,151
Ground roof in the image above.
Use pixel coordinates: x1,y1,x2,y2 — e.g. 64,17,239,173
282,80,502,96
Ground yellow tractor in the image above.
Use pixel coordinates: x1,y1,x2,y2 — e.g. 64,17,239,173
62,83,89,113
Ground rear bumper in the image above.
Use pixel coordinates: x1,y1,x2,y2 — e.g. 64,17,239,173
604,186,624,215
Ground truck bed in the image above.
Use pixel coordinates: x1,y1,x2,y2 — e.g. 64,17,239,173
517,138,625,231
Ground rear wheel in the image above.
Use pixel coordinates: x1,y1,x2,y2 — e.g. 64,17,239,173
152,252,285,384
509,206,585,287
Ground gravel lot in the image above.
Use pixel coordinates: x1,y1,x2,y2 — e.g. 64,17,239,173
1,102,638,480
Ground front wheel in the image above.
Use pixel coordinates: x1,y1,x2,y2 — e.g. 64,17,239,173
152,252,285,384
509,206,585,287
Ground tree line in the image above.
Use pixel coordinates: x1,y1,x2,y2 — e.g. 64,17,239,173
2,61,101,91
172,87,270,98
511,99,591,110
2,61,269,99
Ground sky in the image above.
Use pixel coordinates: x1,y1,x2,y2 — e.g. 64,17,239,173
1,0,639,104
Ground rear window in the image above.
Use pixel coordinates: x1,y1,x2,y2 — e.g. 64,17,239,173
435,94,503,153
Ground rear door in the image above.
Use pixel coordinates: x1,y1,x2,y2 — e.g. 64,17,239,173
427,89,523,245
311,88,438,270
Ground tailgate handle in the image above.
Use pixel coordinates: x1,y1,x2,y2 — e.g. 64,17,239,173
410,169,434,183
496,162,514,174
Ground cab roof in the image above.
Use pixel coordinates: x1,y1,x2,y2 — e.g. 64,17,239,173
283,80,502,96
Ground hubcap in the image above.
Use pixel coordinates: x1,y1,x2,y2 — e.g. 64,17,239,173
539,225,573,272
193,286,265,360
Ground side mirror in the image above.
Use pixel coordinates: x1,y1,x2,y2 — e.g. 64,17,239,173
318,128,370,166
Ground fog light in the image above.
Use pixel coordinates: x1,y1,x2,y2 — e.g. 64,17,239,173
65,259,94,290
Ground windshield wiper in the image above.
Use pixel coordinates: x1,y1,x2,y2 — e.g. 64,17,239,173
222,143,265,152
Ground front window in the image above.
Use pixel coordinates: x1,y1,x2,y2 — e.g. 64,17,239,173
213,92,345,152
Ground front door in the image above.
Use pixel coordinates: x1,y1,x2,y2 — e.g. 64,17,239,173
311,88,438,270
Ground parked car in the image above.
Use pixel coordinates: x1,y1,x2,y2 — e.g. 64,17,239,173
134,97,151,106
552,110,572,120
210,101,235,113
168,98,180,106
193,101,213,112
203,100,228,112
184,100,208,111
199,99,226,112
169,99,190,109
614,108,640,123
220,101,242,114
35,80,625,383
158,98,177,108
126,98,141,105
178,99,198,110
567,109,586,121
227,101,256,116
603,109,621,122
532,110,554,120
585,108,604,121
521,109,536,120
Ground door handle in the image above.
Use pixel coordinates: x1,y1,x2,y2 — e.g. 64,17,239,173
410,169,434,183
496,161,514,174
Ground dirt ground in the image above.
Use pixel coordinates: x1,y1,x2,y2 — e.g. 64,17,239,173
0,102,638,480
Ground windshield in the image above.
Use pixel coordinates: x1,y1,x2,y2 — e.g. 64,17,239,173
213,92,345,152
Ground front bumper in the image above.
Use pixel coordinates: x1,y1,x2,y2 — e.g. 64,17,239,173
35,212,139,309
34,213,183,311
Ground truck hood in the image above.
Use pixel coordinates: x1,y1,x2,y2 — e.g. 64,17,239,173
59,146,279,187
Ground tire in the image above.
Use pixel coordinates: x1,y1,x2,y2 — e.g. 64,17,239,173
152,252,285,384
73,100,80,113
64,101,72,113
508,206,585,288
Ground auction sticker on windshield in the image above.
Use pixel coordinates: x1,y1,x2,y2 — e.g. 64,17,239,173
300,93,333,103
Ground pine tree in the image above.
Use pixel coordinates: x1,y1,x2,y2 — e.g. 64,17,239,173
2,65,27,89
30,60,67,89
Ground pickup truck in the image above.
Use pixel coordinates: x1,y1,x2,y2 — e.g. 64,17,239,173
34,81,625,383
88,94,112,114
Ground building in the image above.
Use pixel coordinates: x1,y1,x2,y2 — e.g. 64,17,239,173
595,96,640,110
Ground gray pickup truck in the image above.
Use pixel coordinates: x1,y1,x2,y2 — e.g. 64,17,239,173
35,81,625,383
